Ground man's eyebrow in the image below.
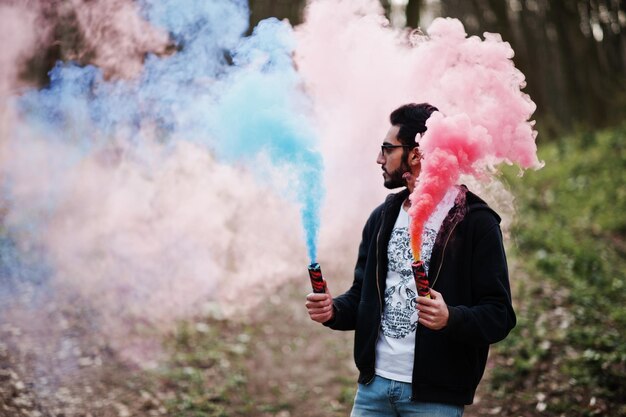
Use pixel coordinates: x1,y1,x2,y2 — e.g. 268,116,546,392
382,141,393,145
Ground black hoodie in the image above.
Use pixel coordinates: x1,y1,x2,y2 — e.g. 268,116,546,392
324,186,516,405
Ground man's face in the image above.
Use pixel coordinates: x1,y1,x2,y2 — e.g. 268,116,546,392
377,125,411,189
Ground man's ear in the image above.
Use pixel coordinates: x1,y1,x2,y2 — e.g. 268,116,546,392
409,148,421,166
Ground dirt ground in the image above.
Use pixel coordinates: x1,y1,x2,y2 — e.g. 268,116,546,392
0,279,520,417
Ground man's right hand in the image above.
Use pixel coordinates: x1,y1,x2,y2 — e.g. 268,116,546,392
305,285,334,323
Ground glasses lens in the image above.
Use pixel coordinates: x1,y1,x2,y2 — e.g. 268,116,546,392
381,144,402,155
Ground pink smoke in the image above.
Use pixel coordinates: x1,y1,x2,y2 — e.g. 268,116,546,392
296,1,542,261
407,18,543,256
0,2,50,101
68,0,170,79
408,112,499,255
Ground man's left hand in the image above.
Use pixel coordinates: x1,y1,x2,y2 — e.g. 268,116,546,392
416,288,449,330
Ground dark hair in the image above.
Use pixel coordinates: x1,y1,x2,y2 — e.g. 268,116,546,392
389,103,439,147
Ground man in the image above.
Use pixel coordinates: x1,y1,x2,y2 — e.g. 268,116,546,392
305,103,516,416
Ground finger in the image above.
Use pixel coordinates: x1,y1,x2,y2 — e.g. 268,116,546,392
308,305,333,315
417,299,437,311
305,297,330,306
307,293,330,302
306,299,332,309
420,315,442,328
305,298,332,308
416,296,437,307
418,307,436,316
310,312,332,322
418,316,433,328
418,309,433,320
429,288,442,299
418,312,432,321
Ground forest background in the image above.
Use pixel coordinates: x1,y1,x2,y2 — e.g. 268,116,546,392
1,1,625,416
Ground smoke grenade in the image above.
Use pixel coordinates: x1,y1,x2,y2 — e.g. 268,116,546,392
412,260,431,299
307,262,327,294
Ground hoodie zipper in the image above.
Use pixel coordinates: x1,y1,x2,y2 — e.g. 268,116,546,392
431,188,471,290
430,217,461,290
366,204,386,386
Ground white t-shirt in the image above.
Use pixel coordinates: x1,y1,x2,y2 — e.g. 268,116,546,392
375,187,459,382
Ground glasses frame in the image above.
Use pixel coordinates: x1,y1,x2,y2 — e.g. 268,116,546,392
380,144,415,156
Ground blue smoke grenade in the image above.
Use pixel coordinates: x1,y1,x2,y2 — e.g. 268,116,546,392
11,0,324,264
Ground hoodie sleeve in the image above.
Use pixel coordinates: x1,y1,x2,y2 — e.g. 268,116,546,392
443,211,517,345
323,205,382,331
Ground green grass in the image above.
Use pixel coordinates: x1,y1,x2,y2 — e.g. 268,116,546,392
157,319,256,417
491,125,626,416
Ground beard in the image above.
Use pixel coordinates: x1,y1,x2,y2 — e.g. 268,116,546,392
383,161,410,189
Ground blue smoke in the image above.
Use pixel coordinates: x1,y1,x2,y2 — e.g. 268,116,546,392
11,0,324,264
208,19,324,262
0,235,51,306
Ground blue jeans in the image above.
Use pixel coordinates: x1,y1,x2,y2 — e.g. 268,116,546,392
350,375,464,417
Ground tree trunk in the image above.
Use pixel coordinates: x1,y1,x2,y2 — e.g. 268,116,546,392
406,0,422,28
249,0,306,30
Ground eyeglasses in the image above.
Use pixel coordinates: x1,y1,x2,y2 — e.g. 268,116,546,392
380,144,414,156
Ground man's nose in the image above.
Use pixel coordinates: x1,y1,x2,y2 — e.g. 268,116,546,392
376,150,385,165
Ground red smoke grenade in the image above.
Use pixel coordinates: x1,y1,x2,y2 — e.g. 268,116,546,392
307,263,327,293
412,260,431,298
